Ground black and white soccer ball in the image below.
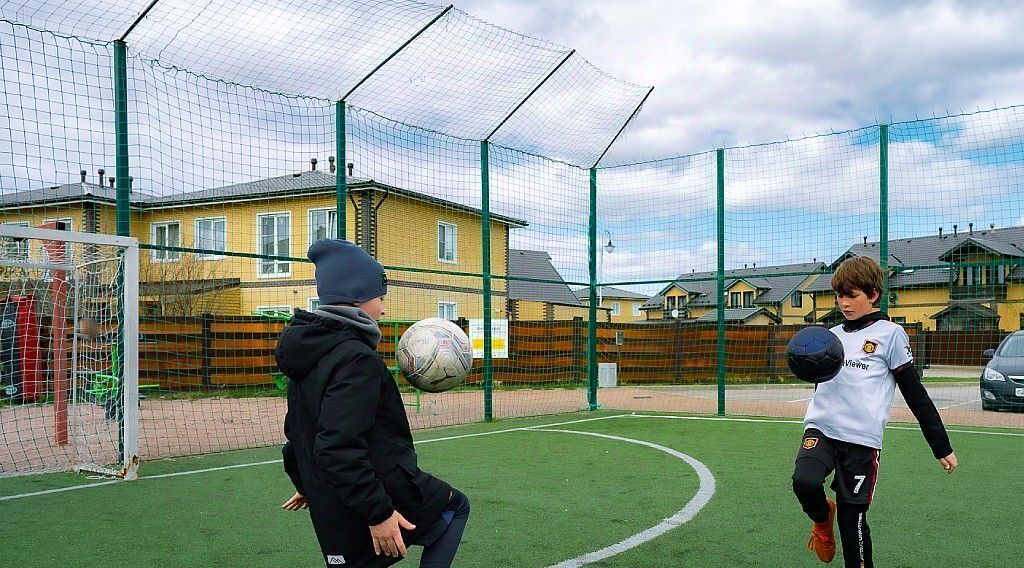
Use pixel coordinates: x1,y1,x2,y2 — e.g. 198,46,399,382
786,326,844,384
397,318,473,393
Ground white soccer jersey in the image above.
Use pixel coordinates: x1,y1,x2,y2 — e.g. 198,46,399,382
803,319,914,449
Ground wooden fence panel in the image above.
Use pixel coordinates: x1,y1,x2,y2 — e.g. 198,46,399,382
50,317,990,390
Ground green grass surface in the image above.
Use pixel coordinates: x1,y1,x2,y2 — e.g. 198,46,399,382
2,411,1020,567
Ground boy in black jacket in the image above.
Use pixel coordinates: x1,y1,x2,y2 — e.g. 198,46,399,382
277,239,470,567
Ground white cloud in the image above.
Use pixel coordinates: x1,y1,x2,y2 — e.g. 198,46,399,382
457,0,1024,162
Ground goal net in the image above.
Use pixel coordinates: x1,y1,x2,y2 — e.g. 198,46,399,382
0,224,139,478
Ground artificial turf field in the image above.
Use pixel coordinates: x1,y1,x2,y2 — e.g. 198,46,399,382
2,410,1020,567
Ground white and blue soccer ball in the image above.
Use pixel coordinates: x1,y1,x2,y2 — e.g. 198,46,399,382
397,318,473,393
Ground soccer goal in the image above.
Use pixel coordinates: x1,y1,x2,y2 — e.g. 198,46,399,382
0,224,139,479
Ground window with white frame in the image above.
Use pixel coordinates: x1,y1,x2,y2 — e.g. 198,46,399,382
195,218,226,259
438,302,457,320
730,292,741,307
1,222,30,260
611,301,621,316
151,221,181,261
791,291,803,308
309,209,337,244
438,222,456,263
309,298,321,311
632,303,641,317
258,213,291,276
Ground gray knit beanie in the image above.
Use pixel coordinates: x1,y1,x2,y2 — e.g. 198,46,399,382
308,239,388,305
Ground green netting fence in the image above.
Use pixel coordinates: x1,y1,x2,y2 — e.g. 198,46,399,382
2,0,1023,477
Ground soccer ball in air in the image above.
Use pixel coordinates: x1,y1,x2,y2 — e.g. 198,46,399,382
397,318,473,393
786,326,844,384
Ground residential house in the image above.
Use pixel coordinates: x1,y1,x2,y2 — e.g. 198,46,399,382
507,249,590,321
572,286,648,323
0,164,527,321
804,227,1024,331
640,262,824,325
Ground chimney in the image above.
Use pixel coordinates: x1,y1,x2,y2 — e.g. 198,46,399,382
938,227,943,238
97,168,105,186
753,262,756,268
310,158,317,171
991,223,996,230
953,224,958,237
80,170,87,183
328,156,336,173
128,176,134,190
108,176,115,188
347,162,354,176
862,236,867,245
744,264,748,269
969,223,974,235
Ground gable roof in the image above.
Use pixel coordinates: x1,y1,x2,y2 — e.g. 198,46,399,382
0,181,121,208
930,302,1001,321
2,171,528,227
694,307,782,324
938,237,1024,261
573,286,649,301
508,249,583,306
808,226,1024,293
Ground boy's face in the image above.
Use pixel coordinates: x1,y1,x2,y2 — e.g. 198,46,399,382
357,296,386,321
836,288,879,320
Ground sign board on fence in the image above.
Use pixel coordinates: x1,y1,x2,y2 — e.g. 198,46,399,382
469,318,508,359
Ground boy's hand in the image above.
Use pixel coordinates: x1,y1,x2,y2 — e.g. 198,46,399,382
281,492,308,510
939,452,958,474
370,511,416,558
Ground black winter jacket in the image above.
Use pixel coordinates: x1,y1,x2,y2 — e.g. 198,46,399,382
277,310,451,563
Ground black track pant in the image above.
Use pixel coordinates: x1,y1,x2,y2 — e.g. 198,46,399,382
416,489,471,568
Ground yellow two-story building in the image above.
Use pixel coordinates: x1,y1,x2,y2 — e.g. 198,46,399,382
0,165,528,321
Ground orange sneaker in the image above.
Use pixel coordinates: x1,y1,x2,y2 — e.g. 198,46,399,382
806,498,837,563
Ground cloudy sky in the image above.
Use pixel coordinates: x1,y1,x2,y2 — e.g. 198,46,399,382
453,0,1024,162
3,0,1024,291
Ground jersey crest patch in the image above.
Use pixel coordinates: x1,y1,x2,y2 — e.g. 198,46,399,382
862,340,879,354
802,437,818,449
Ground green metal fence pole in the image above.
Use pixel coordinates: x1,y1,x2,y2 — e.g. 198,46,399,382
588,167,599,410
481,141,493,421
113,40,130,459
114,42,130,237
336,101,347,240
879,124,890,312
716,148,726,416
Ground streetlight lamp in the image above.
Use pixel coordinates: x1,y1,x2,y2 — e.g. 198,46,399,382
599,230,615,316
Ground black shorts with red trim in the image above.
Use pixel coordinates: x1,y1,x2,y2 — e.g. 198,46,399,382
796,428,880,505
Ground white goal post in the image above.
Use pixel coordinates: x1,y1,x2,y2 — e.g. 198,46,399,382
0,224,139,479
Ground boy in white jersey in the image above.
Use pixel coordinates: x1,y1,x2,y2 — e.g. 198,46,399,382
792,256,958,566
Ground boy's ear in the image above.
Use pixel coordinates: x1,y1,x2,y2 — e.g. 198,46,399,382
868,288,881,304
